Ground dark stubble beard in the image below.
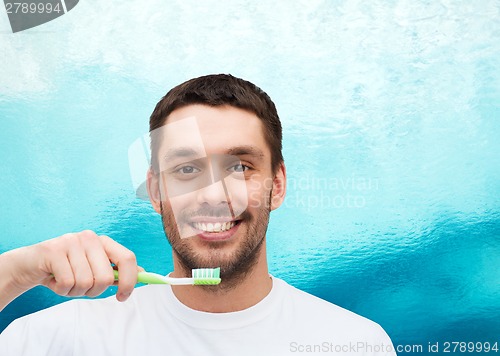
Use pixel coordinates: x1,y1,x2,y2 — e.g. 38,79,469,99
160,190,272,291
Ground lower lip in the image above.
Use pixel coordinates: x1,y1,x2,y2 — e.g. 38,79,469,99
193,221,241,241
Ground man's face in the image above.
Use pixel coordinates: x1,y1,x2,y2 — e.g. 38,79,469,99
148,104,285,285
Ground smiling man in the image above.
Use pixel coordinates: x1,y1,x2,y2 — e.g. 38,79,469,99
0,74,396,355
149,105,276,300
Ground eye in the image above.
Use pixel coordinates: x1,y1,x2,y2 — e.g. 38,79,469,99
228,164,250,173
176,166,200,175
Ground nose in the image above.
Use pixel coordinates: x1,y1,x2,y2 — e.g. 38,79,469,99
196,180,229,206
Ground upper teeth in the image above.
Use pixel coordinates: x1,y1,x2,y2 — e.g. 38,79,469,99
193,221,236,232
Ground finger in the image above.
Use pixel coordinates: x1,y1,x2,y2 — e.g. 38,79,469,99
99,235,137,302
111,266,144,287
84,244,115,298
45,253,75,296
111,265,144,272
66,243,94,297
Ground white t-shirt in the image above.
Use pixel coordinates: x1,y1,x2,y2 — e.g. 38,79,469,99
0,276,396,356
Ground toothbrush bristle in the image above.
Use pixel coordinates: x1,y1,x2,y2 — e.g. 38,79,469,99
192,267,221,285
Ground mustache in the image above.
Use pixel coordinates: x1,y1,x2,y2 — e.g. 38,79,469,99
181,206,251,221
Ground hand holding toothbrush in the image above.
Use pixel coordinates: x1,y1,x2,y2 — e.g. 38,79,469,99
0,230,140,311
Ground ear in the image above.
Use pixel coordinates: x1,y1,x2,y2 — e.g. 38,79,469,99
270,162,286,211
147,168,162,214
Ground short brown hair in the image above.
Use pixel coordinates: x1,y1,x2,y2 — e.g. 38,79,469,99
149,74,283,174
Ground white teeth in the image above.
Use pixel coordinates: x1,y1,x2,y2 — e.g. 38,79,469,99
193,221,236,233
214,222,221,232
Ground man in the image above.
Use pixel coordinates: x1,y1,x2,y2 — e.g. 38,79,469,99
0,74,395,355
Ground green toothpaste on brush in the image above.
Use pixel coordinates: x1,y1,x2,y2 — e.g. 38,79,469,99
114,267,221,285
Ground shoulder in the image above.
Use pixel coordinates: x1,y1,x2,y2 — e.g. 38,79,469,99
0,285,163,355
1,284,159,335
0,298,79,355
273,277,393,344
275,277,372,322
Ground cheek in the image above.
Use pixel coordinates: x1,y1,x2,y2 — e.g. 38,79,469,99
246,176,273,209
159,172,202,211
161,189,198,225
162,193,199,239
168,193,194,214
223,177,249,216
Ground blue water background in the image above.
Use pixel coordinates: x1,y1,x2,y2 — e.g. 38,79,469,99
1,1,499,354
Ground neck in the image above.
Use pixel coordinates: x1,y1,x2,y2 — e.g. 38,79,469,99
170,241,272,313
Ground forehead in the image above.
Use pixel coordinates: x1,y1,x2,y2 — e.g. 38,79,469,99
157,104,270,160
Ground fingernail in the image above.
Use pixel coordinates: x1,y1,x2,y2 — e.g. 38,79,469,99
117,292,130,302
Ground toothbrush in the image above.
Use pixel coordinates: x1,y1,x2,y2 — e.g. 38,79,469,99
113,267,221,285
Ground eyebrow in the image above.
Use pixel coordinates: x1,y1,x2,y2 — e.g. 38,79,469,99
163,147,202,162
226,145,265,160
162,145,265,162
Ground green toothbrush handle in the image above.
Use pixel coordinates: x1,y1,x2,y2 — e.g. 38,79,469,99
113,270,168,284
